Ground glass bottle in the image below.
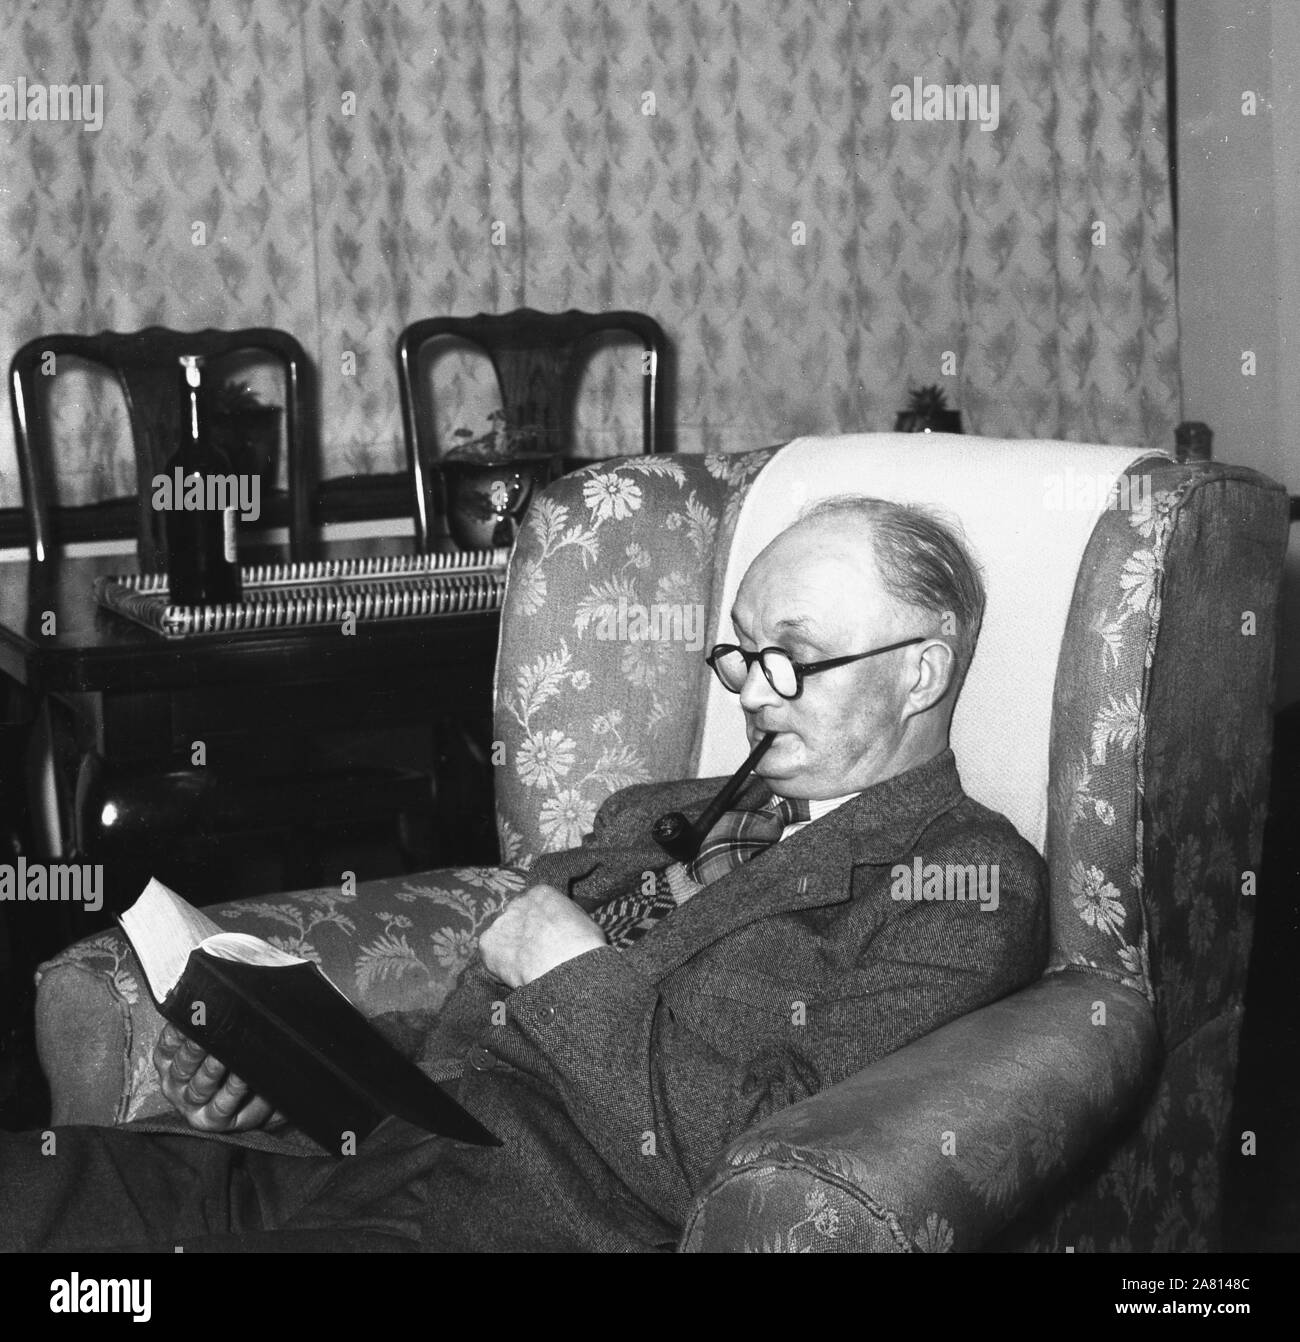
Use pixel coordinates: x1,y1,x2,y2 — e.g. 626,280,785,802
164,355,242,606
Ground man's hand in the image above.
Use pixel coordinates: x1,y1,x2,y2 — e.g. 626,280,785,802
478,884,607,989
153,1024,286,1133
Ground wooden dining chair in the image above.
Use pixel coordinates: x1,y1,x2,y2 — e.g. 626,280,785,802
5,327,436,902
396,308,671,550
8,326,314,565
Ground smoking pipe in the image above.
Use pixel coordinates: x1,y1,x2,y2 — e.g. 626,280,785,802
651,731,777,863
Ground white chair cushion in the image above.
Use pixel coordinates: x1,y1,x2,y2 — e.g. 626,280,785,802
696,433,1168,851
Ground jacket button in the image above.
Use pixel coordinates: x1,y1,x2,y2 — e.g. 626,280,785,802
537,1004,557,1024
467,1045,495,1071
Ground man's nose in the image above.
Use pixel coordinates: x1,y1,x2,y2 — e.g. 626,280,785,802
738,658,782,712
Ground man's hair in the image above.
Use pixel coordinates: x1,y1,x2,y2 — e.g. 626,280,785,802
798,495,986,692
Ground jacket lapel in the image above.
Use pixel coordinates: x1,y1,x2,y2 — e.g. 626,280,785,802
619,748,966,981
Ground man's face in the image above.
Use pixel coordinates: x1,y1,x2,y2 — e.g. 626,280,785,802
728,519,927,799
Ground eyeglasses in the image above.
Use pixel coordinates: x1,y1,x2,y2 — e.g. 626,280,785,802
706,637,928,700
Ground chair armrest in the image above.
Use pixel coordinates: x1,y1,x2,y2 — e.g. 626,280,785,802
34,865,525,1126
680,971,1160,1252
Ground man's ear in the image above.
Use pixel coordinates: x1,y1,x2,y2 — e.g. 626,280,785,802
901,639,956,720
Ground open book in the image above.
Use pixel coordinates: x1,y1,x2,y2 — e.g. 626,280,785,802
119,879,498,1154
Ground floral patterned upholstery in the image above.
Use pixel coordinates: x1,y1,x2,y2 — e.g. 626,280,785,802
494,450,776,864
34,450,1288,1252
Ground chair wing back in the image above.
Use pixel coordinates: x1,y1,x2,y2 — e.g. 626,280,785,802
9,326,313,564
493,450,777,866
1043,461,1285,1009
1010,460,1287,1251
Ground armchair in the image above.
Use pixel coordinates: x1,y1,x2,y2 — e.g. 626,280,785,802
33,436,1288,1251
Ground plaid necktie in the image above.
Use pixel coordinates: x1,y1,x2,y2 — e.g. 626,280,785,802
592,790,811,950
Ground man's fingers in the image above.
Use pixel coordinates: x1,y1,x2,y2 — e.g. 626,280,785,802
235,1093,278,1130
150,1031,295,1134
173,1069,261,1132
151,1035,279,1133
153,1029,213,1094
201,1075,282,1132
167,1037,209,1084
180,1052,228,1107
154,1023,183,1057
153,1025,200,1071
203,1072,249,1122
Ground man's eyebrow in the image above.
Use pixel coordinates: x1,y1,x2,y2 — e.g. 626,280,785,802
724,614,826,652
730,612,828,644
779,619,842,660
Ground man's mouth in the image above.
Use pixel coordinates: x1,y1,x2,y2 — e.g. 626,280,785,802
749,722,786,743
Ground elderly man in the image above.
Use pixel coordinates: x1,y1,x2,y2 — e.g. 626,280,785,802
0,496,1046,1251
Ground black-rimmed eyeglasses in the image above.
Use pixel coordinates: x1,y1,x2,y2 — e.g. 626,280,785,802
706,637,928,700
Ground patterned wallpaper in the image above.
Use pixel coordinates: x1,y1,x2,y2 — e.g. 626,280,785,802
0,0,1179,511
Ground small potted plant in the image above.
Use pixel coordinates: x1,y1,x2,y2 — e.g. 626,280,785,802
440,410,557,549
204,379,282,498
894,384,963,434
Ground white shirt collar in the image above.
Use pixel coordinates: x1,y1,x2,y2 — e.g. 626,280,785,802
777,791,859,839
806,793,858,821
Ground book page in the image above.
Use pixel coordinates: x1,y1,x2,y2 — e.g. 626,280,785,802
118,878,233,1003
199,933,306,968
201,933,356,1004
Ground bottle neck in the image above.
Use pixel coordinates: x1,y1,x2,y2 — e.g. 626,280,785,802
177,362,207,465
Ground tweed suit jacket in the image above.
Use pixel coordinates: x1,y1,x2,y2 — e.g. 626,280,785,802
402,746,1048,1249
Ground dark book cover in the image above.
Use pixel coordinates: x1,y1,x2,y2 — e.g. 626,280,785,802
119,880,498,1155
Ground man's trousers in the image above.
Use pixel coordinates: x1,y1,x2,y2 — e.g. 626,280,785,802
0,1112,609,1252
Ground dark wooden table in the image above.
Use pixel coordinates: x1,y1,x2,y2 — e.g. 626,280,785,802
0,537,501,929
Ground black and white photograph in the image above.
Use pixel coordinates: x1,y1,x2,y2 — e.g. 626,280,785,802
0,0,1294,1305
